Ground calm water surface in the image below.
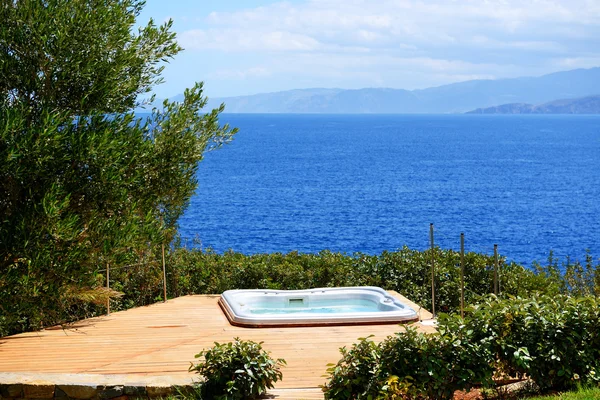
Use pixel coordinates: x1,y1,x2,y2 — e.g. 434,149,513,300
179,114,600,266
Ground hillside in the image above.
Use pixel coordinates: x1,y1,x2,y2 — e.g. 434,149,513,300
186,67,600,114
466,95,600,114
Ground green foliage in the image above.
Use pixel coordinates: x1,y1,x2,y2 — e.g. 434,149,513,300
166,246,573,314
0,0,177,114
323,322,493,400
324,294,600,399
92,246,598,337
464,295,600,391
323,336,382,400
0,0,236,336
534,251,600,297
189,338,286,400
378,328,462,400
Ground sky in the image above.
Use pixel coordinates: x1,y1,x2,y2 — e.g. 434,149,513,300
139,0,600,99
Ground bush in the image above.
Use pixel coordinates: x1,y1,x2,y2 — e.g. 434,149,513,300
167,246,564,315
323,322,493,400
324,294,600,398
323,336,382,399
379,324,492,400
189,338,286,400
537,251,600,297
465,295,600,391
4,243,598,337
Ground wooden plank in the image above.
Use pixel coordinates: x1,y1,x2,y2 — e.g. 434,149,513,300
0,293,435,395
388,290,434,321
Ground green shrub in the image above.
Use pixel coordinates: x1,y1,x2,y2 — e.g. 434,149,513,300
167,246,566,316
379,323,493,400
324,294,600,398
323,322,493,400
464,295,600,391
5,242,599,337
322,336,382,399
189,338,285,400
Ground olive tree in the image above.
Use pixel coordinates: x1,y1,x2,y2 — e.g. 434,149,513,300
0,0,236,335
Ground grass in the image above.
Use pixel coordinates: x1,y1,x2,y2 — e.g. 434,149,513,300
520,386,600,399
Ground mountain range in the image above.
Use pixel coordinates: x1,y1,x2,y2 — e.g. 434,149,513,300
466,95,600,114
163,67,600,114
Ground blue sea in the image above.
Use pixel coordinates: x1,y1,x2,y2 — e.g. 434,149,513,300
178,114,600,266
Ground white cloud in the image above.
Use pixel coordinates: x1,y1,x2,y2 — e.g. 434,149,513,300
179,29,321,52
468,36,565,53
553,56,600,68
211,67,271,80
184,0,599,51
170,0,600,94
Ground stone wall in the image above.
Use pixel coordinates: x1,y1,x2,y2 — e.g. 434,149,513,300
0,382,191,399
0,373,196,400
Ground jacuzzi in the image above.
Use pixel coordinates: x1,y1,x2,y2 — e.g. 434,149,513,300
218,286,418,327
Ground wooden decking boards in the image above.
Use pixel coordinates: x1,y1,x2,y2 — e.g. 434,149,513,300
0,292,434,398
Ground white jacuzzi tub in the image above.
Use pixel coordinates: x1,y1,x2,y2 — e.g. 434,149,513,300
218,286,418,327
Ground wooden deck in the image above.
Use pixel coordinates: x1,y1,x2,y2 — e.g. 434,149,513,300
0,292,434,398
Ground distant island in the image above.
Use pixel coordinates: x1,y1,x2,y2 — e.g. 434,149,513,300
466,95,600,114
157,67,600,114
